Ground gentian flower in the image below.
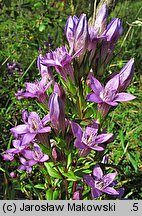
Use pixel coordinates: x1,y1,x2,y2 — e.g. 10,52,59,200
10,111,51,145
71,120,113,152
18,144,49,173
65,14,89,56
18,157,33,173
72,191,83,200
84,164,119,198
22,143,49,164
118,58,134,91
48,91,65,133
94,4,108,35
2,139,28,161
37,54,54,81
40,46,82,82
87,4,108,60
15,75,52,107
86,74,136,116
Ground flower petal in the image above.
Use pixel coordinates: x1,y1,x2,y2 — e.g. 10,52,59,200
42,114,50,125
90,75,104,93
90,145,104,151
93,164,103,179
115,93,136,102
10,124,29,137
71,121,83,139
103,187,119,195
22,133,36,145
74,140,86,149
84,175,94,187
91,188,102,199
102,172,117,187
95,133,113,144
86,92,102,103
105,74,119,92
38,127,51,134
40,154,49,162
22,150,33,159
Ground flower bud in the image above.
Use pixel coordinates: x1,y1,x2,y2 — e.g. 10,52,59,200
48,93,65,133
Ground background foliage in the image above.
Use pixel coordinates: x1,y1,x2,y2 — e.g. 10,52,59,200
0,0,142,199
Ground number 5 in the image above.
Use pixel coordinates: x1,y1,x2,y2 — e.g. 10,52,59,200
133,203,138,211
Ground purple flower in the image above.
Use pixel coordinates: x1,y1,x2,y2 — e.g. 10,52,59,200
10,111,51,145
22,143,49,164
18,158,33,173
40,46,81,82
37,54,54,81
118,58,134,91
48,92,65,133
86,74,136,116
15,75,52,107
65,15,79,50
72,191,83,200
71,120,113,152
94,4,108,35
10,172,17,178
84,164,119,199
2,139,27,161
65,14,89,55
87,4,108,60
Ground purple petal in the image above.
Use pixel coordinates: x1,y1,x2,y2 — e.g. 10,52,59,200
40,154,49,162
10,124,29,137
12,140,21,148
18,165,26,171
102,172,117,187
38,127,51,134
41,59,58,67
90,145,104,151
91,188,102,199
25,82,37,94
86,92,102,103
42,114,50,125
90,75,104,93
105,74,119,92
19,157,26,165
22,150,33,159
84,175,94,187
103,187,119,195
95,133,113,144
28,160,37,166
27,167,32,173
115,93,136,102
119,58,134,91
71,121,83,139
105,100,118,106
2,153,14,161
21,133,36,145
74,140,86,149
93,164,103,179
22,110,29,123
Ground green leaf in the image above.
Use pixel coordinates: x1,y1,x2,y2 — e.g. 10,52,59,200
39,23,46,32
44,162,62,179
67,153,72,170
46,188,53,200
127,152,138,172
34,184,45,190
62,171,82,181
53,190,59,200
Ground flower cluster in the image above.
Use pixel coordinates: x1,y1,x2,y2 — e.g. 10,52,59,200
3,4,136,200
